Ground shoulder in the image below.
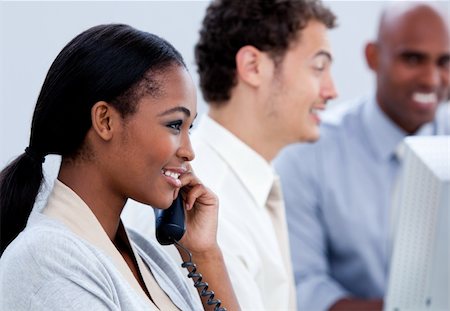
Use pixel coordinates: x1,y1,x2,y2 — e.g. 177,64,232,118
0,214,112,309
3,213,86,258
1,214,106,275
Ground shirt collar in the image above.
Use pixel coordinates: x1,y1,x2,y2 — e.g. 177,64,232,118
363,96,440,161
195,114,275,207
363,96,407,161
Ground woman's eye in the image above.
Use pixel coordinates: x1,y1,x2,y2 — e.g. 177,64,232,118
167,121,183,131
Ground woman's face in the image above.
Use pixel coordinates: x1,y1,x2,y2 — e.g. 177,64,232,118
108,66,197,209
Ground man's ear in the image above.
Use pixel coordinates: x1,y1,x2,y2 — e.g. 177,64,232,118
91,101,119,141
365,42,379,72
236,45,272,87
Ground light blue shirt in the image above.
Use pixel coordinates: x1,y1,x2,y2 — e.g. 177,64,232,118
274,96,449,311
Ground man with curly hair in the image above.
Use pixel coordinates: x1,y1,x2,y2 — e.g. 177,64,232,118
191,0,337,309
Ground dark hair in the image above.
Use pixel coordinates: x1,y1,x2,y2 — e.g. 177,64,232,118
0,24,185,255
195,0,336,104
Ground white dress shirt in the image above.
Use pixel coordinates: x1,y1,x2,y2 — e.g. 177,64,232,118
191,115,297,311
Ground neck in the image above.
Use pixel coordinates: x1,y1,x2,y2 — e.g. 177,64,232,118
376,93,421,134
208,88,284,162
58,158,125,241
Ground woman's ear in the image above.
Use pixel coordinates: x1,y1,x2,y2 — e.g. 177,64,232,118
236,45,272,87
365,42,379,72
91,101,119,141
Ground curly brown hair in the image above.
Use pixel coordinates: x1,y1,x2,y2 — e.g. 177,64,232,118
195,0,336,105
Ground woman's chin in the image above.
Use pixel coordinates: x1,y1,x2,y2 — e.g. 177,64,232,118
160,193,179,209
138,195,174,210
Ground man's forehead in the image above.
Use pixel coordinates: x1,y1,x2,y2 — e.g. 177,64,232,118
379,3,448,41
378,4,449,51
292,20,331,53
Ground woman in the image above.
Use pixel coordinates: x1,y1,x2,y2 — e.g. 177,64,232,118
0,24,238,310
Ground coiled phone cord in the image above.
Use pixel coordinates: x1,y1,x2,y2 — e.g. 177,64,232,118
174,240,226,311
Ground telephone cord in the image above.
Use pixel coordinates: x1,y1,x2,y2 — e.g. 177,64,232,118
174,240,226,311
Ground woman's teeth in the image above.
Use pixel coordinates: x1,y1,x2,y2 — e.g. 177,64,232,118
413,92,437,105
163,170,180,180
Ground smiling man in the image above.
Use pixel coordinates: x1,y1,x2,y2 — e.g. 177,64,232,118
191,0,337,310
275,2,450,311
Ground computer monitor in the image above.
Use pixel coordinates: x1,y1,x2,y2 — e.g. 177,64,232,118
384,136,449,311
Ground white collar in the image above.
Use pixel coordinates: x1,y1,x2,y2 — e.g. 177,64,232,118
195,115,276,207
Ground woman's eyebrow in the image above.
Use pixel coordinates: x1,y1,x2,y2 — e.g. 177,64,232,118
158,106,191,117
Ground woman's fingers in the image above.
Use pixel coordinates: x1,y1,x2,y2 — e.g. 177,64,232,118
178,169,216,208
184,183,217,210
178,169,198,189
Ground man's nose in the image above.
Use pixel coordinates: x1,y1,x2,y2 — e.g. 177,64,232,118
420,63,441,88
322,73,338,100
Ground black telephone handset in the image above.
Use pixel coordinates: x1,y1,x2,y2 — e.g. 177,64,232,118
154,193,226,310
154,194,186,245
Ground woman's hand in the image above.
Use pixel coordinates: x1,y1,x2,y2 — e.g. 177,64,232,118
177,166,219,255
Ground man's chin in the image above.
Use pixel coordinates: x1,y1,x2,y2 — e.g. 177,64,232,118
302,131,320,143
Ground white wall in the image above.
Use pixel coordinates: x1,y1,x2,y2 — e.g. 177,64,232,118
1,0,446,175
0,1,210,167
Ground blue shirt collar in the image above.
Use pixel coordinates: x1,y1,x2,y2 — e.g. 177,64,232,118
362,95,440,161
362,96,407,161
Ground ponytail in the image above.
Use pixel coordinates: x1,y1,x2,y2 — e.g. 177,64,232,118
1,23,186,255
0,151,44,255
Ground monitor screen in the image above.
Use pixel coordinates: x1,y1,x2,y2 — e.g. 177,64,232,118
384,136,449,311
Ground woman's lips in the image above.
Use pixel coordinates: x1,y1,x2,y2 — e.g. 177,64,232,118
161,168,184,187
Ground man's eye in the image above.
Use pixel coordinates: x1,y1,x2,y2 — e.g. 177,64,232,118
402,54,423,66
312,59,328,73
407,56,420,65
314,65,325,72
437,56,450,69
